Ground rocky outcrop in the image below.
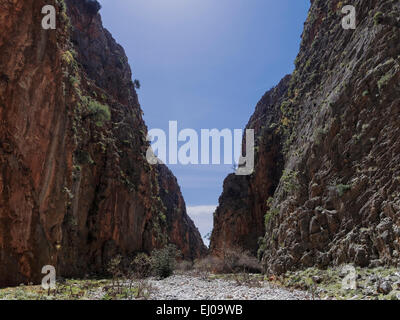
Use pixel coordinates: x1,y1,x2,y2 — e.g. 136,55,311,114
211,0,400,274
0,0,204,287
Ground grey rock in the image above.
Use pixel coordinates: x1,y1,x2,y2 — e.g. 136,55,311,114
312,275,323,284
354,247,369,267
377,281,392,295
309,217,320,234
369,259,382,268
368,275,378,283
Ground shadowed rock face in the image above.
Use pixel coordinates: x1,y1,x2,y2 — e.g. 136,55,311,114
82,0,101,15
0,0,204,287
211,0,400,273
157,164,207,260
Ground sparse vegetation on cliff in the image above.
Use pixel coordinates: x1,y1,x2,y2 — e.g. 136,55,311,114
86,98,111,127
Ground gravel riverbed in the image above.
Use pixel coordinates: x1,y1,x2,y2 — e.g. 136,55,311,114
147,274,310,300
2,267,399,300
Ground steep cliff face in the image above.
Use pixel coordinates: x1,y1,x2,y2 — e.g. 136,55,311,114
210,76,289,256
157,164,207,260
0,0,204,287
211,0,400,274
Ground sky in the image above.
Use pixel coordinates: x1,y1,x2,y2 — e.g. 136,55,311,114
97,0,310,245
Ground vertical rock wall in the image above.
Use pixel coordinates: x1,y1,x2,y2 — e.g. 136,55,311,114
0,0,204,287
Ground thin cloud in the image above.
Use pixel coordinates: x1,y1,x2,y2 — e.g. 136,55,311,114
187,205,217,216
187,205,217,246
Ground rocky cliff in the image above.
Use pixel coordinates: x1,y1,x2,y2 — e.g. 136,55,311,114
211,0,400,274
157,164,207,260
210,76,289,256
0,0,204,287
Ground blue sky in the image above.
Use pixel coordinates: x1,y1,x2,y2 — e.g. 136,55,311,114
97,0,310,244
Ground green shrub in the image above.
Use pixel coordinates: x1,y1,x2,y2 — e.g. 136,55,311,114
62,50,78,70
69,75,80,87
151,245,180,279
264,208,278,226
75,150,94,165
264,212,271,226
336,184,351,197
107,255,123,278
62,50,75,65
159,212,167,223
281,169,299,193
87,100,111,126
133,79,141,89
374,12,383,25
266,197,274,207
280,100,291,114
257,237,267,261
377,72,393,91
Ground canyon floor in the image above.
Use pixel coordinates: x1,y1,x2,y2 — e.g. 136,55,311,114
1,267,400,300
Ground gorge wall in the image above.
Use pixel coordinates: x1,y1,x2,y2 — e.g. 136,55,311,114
0,0,205,287
209,76,289,256
211,0,400,274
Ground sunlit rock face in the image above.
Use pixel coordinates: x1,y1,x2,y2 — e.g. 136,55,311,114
211,0,400,274
0,0,204,287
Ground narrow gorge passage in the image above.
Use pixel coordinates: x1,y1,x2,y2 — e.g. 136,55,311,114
1,0,400,303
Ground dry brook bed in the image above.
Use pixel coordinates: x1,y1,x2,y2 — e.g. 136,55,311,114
1,266,400,300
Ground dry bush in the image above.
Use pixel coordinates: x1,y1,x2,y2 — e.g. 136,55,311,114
193,249,261,276
233,273,263,288
135,279,154,300
129,253,152,279
235,251,262,273
193,256,221,279
194,256,220,273
105,253,158,300
176,260,193,272
106,255,124,294
215,247,262,274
